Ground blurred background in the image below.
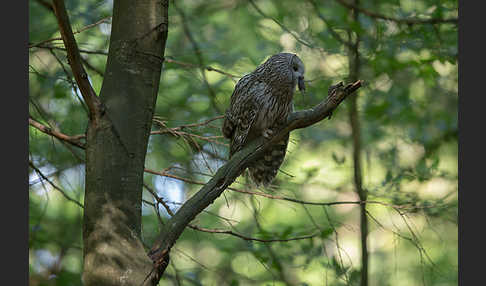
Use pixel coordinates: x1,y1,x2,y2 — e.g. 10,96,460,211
29,0,458,285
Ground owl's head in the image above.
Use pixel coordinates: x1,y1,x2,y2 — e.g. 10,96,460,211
262,53,306,93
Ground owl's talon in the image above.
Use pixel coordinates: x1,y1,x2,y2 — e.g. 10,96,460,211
263,129,274,139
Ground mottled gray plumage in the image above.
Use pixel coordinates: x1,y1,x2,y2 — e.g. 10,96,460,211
222,53,306,186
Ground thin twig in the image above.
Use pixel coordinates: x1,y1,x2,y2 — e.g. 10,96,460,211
143,167,413,210
81,57,105,77
29,161,84,208
145,182,317,243
29,16,112,48
307,0,353,48
165,58,240,79
47,49,89,114
152,129,227,146
172,0,223,112
31,43,239,79
30,44,109,56
248,0,320,50
188,224,319,243
153,115,223,131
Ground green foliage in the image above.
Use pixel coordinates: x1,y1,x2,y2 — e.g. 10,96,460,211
29,0,457,285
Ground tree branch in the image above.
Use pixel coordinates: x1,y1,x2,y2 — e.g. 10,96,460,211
345,2,368,285
144,182,320,243
33,0,54,12
190,224,319,243
248,0,320,51
30,44,109,56
151,115,227,147
172,0,223,113
144,167,419,211
31,42,240,79
51,0,103,122
147,79,362,276
165,57,240,79
307,0,353,48
47,48,89,114
29,16,112,48
29,117,86,149
29,161,84,208
335,0,458,25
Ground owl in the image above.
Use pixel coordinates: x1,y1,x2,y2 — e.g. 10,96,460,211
222,53,306,186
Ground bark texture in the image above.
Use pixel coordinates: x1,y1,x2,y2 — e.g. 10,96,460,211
82,1,168,285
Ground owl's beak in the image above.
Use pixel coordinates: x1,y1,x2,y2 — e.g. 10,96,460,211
298,76,306,94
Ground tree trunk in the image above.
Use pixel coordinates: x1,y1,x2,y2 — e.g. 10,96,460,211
82,0,168,285
347,1,368,285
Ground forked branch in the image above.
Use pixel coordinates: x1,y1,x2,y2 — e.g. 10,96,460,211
146,80,363,280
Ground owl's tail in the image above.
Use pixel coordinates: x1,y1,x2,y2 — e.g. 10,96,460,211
248,133,289,187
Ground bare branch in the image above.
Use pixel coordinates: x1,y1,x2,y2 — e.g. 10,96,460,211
81,57,105,77
151,129,227,147
29,161,84,208
143,183,175,216
144,182,318,243
172,0,223,113
29,16,112,48
165,58,240,79
51,0,103,122
33,0,54,12
248,0,321,51
29,117,86,149
153,115,224,131
47,48,89,114
307,0,353,48
188,224,319,243
31,42,239,79
144,166,417,211
151,116,227,146
30,44,109,56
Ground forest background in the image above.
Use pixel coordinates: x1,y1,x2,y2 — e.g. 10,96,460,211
28,0,458,285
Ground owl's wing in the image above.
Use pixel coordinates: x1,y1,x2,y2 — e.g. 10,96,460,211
229,106,257,157
222,76,250,140
222,111,235,139
223,75,266,157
